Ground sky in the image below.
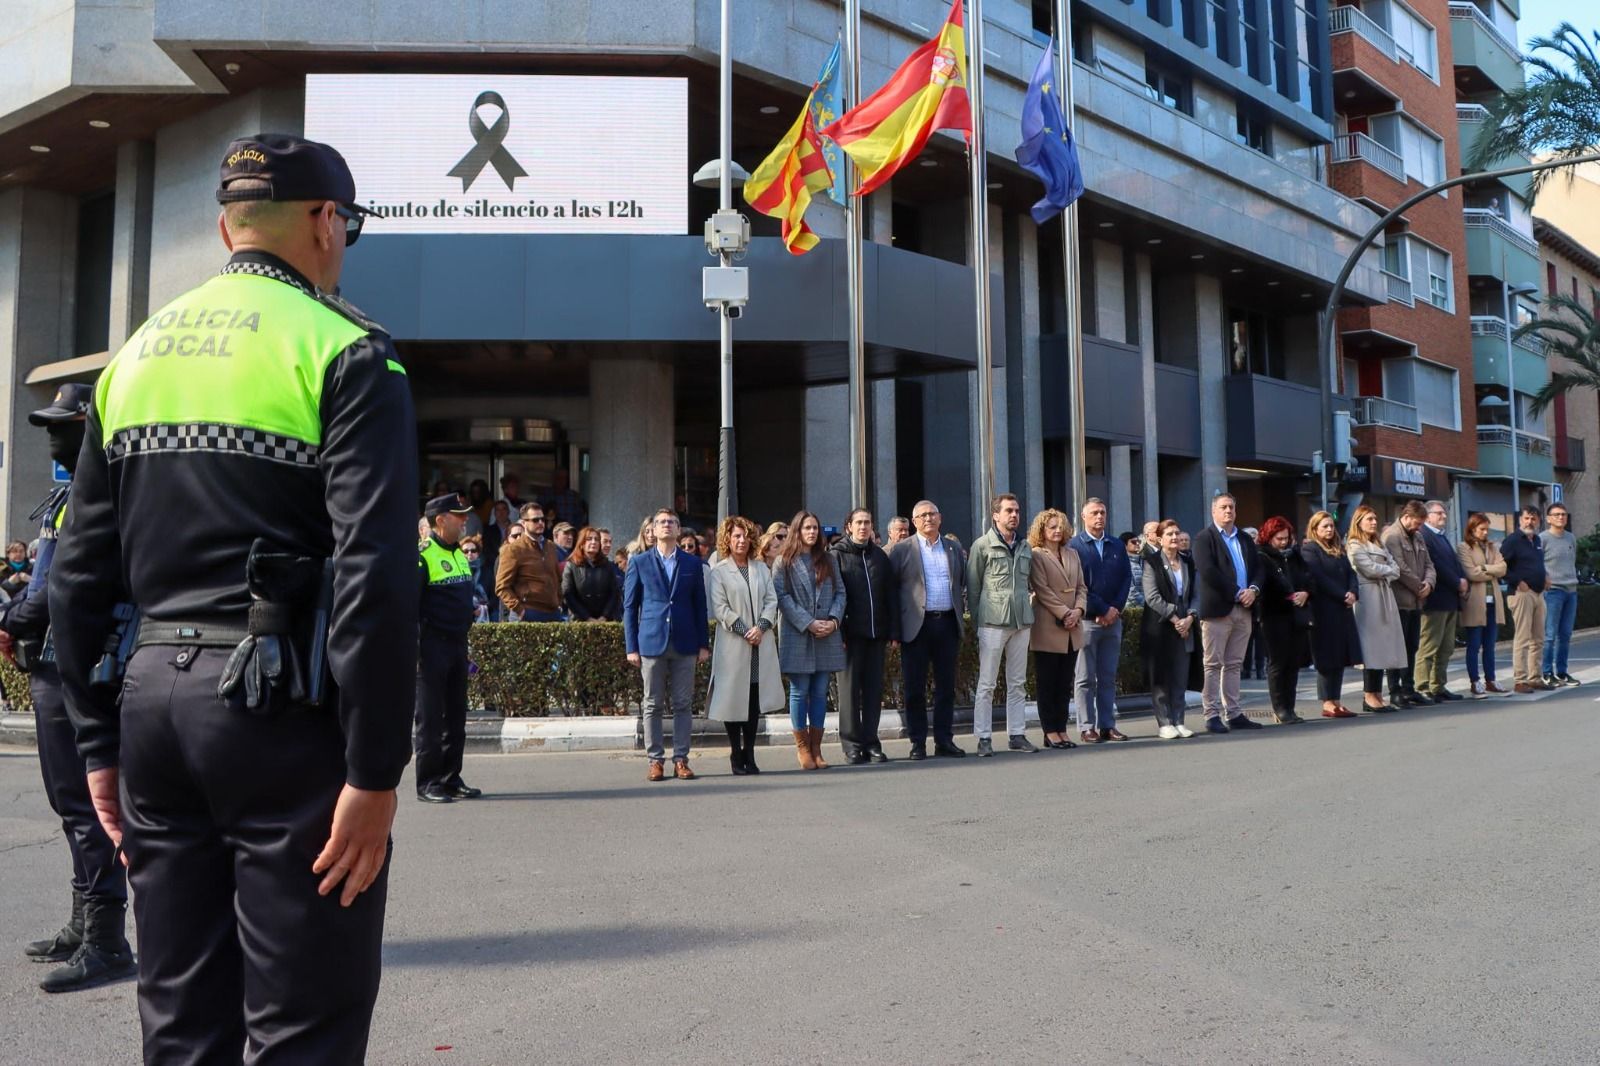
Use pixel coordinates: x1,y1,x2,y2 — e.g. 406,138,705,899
1518,0,1597,48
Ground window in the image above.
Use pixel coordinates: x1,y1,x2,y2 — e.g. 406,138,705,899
1239,0,1263,80
74,191,115,358
1293,1,1323,112
1548,261,1558,294
1235,106,1271,153
1227,308,1288,378
1208,0,1233,63
1369,113,1444,186
1146,59,1193,114
1415,360,1460,430
1367,0,1438,78
1268,0,1291,95
1404,238,1453,312
1382,234,1410,278
1517,392,1546,436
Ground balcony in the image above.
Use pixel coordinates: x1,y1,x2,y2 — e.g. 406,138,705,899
1556,435,1587,471
1463,209,1541,289
1470,316,1548,392
1351,394,1422,433
1450,2,1526,95
1476,425,1555,482
1331,6,1400,63
1456,101,1535,198
1331,132,1406,184
1383,269,1414,305
1224,374,1324,466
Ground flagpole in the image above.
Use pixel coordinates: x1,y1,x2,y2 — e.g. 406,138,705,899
1052,0,1086,512
717,0,738,525
967,0,996,520
844,4,868,511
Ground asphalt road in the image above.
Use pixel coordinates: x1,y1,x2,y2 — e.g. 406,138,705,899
3,637,1599,1066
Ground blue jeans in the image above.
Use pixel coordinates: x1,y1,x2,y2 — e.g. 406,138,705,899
1073,618,1122,730
519,608,566,622
1543,587,1578,675
1463,618,1497,683
787,671,831,730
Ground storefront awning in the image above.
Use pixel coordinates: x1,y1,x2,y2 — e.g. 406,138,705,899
24,352,109,385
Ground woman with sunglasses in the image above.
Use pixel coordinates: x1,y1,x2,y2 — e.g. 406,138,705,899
459,534,490,622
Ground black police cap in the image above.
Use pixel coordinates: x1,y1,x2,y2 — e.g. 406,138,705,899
425,493,473,520
29,383,92,426
215,133,371,214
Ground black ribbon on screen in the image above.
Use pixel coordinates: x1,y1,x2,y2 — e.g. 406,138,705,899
447,91,528,192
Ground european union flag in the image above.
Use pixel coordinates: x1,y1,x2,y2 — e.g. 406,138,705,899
1014,41,1085,224
808,40,846,204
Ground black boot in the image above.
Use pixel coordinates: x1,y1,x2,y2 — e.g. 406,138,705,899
40,897,137,993
727,726,749,775
25,889,84,963
743,722,761,774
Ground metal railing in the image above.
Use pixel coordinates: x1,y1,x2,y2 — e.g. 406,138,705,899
1331,132,1406,183
1383,269,1414,305
1558,436,1586,471
1448,2,1523,63
1462,208,1540,257
1352,395,1422,432
1456,102,1490,123
1469,314,1548,355
1330,5,1400,62
1477,425,1553,456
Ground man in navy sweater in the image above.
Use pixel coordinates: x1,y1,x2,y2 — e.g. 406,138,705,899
1416,500,1468,701
1498,505,1549,693
1070,498,1133,742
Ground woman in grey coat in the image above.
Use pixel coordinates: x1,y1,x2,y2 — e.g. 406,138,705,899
772,510,846,769
1345,504,1407,713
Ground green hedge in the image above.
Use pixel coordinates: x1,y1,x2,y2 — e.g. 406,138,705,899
8,586,1598,720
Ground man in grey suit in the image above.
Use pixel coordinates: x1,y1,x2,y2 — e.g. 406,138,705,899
888,499,967,760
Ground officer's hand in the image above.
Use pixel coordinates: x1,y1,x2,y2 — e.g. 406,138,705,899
86,768,125,862
313,784,396,907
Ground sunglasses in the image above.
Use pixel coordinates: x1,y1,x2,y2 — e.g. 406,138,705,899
462,548,480,556
309,203,367,246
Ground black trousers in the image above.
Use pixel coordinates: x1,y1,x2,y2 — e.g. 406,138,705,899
32,663,125,901
838,636,887,757
724,684,760,749
1316,667,1344,702
120,646,388,1066
1391,608,1422,696
1033,648,1079,733
1259,618,1302,716
1147,640,1189,728
415,629,469,794
901,613,958,747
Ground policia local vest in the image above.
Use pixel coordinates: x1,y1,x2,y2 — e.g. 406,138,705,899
419,537,475,635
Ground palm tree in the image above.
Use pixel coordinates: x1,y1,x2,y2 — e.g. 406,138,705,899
1471,23,1600,187
1519,292,1600,415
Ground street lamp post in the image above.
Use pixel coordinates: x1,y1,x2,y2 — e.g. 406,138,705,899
1501,272,1541,514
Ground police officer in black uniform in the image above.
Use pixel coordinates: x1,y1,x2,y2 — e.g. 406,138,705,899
50,134,417,1064
415,492,482,804
1,383,136,993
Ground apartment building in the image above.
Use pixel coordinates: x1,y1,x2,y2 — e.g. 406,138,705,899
1534,218,1600,536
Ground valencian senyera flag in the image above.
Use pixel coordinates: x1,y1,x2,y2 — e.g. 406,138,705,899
744,48,843,254
820,0,972,198
1014,41,1085,223
808,41,846,204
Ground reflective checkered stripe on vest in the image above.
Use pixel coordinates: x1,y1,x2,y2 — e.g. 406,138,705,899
96,270,367,464
420,540,472,586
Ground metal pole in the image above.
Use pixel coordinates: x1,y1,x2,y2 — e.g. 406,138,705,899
968,0,995,519
1501,256,1520,515
845,0,868,511
1052,0,1087,513
716,0,737,525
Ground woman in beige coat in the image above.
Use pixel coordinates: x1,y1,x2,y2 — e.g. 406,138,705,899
706,517,786,775
1346,504,1407,714
1027,508,1088,749
1456,512,1507,699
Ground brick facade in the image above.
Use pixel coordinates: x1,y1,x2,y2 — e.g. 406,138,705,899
1536,220,1600,536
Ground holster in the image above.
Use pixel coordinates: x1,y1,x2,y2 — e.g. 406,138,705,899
216,540,332,713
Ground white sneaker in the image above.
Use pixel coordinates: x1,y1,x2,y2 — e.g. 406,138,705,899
1470,681,1487,700
1174,724,1195,738
1158,725,1180,740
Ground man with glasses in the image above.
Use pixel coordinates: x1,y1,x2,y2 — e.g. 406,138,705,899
1499,505,1550,693
495,502,564,621
623,509,712,780
1416,500,1467,701
51,133,416,1061
1540,503,1582,687
888,500,968,759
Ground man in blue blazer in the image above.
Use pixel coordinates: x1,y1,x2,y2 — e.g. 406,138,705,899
623,509,711,781
1416,500,1468,701
1070,498,1133,742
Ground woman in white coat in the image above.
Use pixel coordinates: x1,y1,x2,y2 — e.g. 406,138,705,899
706,516,786,775
1345,503,1407,714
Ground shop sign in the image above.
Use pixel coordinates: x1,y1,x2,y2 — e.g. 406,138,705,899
1365,455,1450,498
305,75,687,235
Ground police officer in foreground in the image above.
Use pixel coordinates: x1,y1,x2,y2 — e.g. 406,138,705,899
50,134,418,1063
416,492,482,804
0,384,136,993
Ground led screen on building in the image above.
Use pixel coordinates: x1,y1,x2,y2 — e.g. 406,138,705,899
304,74,687,235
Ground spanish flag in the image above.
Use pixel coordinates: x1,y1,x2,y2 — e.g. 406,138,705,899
744,89,835,255
821,0,972,197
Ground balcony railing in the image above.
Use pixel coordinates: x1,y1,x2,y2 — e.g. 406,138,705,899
1557,435,1587,471
1383,269,1414,305
1331,132,1406,183
1330,5,1400,62
1469,314,1548,356
1477,425,1554,457
1449,2,1523,63
1352,395,1422,432
1456,102,1490,123
1462,208,1540,257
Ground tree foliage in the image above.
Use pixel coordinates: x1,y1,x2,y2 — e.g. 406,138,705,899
1518,291,1600,415
1472,23,1600,190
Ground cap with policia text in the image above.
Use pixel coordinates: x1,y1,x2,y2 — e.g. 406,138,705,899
216,133,371,213
424,494,473,520
29,383,93,426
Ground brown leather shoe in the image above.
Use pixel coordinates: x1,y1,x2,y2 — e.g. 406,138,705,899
1513,683,1535,694
1080,729,1100,744
793,729,817,771
1103,728,1130,741
1485,681,1507,694
673,758,696,780
647,760,665,782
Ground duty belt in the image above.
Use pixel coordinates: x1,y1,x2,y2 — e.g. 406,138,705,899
134,620,253,649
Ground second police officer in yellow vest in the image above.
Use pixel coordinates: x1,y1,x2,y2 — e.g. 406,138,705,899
416,493,482,803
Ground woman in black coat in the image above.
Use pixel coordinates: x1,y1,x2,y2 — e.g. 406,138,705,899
1254,516,1312,725
1140,520,1201,739
561,527,621,621
1297,510,1361,719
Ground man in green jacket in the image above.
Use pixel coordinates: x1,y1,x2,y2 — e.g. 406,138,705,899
968,493,1036,756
